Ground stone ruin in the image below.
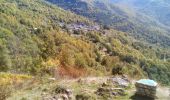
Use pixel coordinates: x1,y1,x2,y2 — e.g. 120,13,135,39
135,79,157,98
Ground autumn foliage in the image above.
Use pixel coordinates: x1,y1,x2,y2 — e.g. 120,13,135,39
56,66,87,78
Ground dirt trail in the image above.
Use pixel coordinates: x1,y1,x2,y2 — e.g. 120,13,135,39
156,86,170,100
61,77,170,100
7,76,170,100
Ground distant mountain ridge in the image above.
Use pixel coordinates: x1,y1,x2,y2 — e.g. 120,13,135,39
109,0,170,27
46,0,170,47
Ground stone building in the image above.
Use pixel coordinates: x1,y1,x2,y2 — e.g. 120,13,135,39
135,79,157,98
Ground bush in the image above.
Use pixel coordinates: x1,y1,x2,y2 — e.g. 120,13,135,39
112,63,124,75
75,53,87,68
87,32,101,43
121,55,137,64
101,56,119,72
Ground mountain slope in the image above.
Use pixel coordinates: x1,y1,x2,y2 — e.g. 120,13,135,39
0,1,170,99
110,0,170,27
0,0,94,73
46,0,170,48
46,0,170,85
0,0,146,77
0,0,170,90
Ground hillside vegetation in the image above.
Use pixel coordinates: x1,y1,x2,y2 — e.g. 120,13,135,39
46,0,170,84
0,1,170,99
47,0,170,48
0,0,170,99
0,0,92,73
0,0,169,83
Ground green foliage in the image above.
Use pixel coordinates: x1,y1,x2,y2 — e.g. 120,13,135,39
143,61,170,85
0,28,13,71
87,32,101,43
75,53,87,68
0,41,11,71
0,0,91,74
112,63,124,75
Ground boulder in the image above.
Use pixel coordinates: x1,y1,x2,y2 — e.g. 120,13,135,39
108,76,130,88
55,86,72,96
53,86,73,100
54,94,69,100
96,87,126,98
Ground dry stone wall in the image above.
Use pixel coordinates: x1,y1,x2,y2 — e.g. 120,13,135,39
135,79,157,98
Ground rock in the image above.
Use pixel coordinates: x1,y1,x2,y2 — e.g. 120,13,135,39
108,76,130,88
96,87,126,98
102,82,108,87
65,89,73,99
112,92,117,96
54,86,73,100
43,96,55,100
54,94,69,100
41,92,47,96
55,86,72,94
76,92,96,100
111,88,126,96
48,78,56,81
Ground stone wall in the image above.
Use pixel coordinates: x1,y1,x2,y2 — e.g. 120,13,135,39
135,82,157,98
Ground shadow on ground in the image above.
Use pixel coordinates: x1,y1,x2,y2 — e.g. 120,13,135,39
130,94,155,100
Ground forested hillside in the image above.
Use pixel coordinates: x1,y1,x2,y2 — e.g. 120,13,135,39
0,0,170,99
47,0,170,48
0,0,170,91
0,0,93,73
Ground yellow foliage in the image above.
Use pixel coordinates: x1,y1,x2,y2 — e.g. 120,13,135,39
0,73,32,85
42,58,60,69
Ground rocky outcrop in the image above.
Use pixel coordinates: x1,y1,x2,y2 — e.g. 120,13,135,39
43,76,131,100
107,75,130,88
42,86,73,100
95,76,129,99
96,87,126,97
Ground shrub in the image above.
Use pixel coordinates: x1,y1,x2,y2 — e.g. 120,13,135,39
112,63,124,75
121,55,137,64
101,56,119,72
75,53,87,68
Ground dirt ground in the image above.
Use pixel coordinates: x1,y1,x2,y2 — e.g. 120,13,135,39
7,76,170,100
